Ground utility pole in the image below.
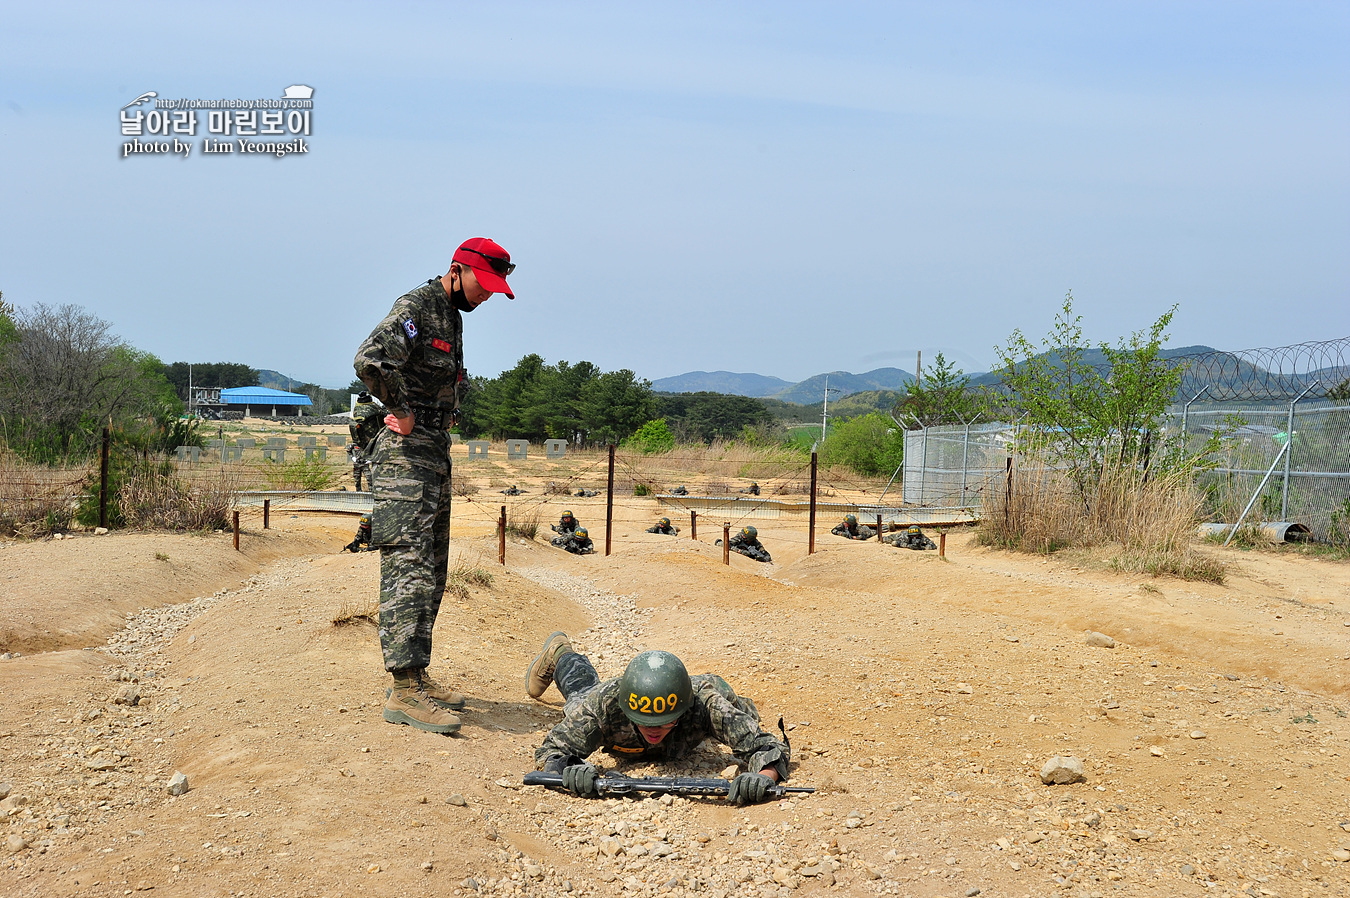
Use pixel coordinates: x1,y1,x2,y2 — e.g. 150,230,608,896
915,350,922,386
820,376,841,443
188,363,193,419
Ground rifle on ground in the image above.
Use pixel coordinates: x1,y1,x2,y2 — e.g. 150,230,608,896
523,772,813,800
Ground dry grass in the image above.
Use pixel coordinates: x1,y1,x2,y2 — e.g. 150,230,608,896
0,452,90,537
506,507,540,541
119,465,237,531
978,449,1225,582
332,554,495,626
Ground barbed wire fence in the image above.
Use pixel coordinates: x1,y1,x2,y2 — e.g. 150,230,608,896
904,338,1350,542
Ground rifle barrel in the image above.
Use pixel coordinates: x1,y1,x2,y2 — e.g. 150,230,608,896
523,771,813,797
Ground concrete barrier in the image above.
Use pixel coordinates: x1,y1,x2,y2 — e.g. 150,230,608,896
506,439,528,460
546,439,567,459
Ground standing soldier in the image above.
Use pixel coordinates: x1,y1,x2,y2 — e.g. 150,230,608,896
354,237,516,735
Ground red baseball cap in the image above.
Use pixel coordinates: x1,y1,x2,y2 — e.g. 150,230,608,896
452,237,515,299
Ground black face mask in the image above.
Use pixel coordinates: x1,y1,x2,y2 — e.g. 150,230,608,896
449,283,476,312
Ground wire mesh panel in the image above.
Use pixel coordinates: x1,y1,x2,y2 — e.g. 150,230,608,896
1178,403,1350,539
902,423,1014,509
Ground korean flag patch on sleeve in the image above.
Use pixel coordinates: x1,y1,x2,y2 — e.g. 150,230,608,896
402,319,418,340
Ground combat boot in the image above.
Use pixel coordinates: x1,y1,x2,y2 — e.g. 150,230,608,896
417,670,467,711
383,670,461,735
525,631,573,699
384,670,466,710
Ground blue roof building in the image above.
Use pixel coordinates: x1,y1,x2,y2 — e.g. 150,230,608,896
221,386,314,417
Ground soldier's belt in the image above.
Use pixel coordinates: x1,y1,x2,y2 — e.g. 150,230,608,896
409,406,451,429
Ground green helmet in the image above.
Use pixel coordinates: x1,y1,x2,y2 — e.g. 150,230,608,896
562,510,574,521
619,650,692,726
575,526,588,539
659,517,670,527
844,514,857,526
741,525,757,540
908,525,921,536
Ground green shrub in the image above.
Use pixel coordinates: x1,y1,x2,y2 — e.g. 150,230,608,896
818,412,904,476
624,418,676,454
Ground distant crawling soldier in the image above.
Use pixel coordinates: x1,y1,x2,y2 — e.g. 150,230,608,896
830,513,874,541
646,516,679,535
717,525,772,563
740,482,761,496
669,485,689,496
551,510,580,537
574,489,599,498
344,514,374,552
524,633,791,804
501,485,525,496
885,525,937,550
552,525,594,555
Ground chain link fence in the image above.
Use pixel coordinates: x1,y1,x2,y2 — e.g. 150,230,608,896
902,404,1350,541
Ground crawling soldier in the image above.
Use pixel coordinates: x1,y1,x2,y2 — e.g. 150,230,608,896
830,513,874,540
884,524,937,550
551,525,594,555
716,525,772,563
646,516,679,535
525,633,791,805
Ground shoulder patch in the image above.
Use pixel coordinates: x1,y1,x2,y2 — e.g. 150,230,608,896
402,319,418,339
431,337,452,353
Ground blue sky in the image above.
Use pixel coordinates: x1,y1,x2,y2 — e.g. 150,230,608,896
1,1,1346,388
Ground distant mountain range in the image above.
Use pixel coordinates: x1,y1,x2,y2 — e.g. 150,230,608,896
653,367,915,404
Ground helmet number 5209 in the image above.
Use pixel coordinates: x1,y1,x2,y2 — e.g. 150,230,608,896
628,692,680,714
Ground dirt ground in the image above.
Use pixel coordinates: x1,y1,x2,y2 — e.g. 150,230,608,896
2,473,1349,898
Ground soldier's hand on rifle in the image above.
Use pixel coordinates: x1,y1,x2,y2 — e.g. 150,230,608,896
728,772,775,805
385,411,414,435
562,763,599,797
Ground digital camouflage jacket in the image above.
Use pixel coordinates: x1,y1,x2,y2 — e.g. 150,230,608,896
535,674,790,780
353,278,466,424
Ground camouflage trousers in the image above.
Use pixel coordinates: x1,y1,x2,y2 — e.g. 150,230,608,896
371,452,451,672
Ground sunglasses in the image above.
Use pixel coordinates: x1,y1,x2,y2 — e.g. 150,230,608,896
460,247,516,277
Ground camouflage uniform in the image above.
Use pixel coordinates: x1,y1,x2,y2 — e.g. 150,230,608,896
535,656,789,780
884,529,938,550
646,521,679,535
830,520,875,540
344,514,373,552
353,278,467,673
346,443,370,491
669,485,688,496
551,532,594,555
719,532,772,563
551,514,580,536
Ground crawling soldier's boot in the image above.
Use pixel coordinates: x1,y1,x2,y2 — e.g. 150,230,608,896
525,631,573,699
383,669,461,734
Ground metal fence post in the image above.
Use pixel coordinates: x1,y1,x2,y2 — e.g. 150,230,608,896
1181,386,1209,455
98,427,111,530
690,510,697,539
960,423,971,503
498,505,506,565
1281,382,1318,521
808,451,818,554
919,426,929,505
605,444,615,557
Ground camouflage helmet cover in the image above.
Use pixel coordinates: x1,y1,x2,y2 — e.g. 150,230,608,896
619,650,693,725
